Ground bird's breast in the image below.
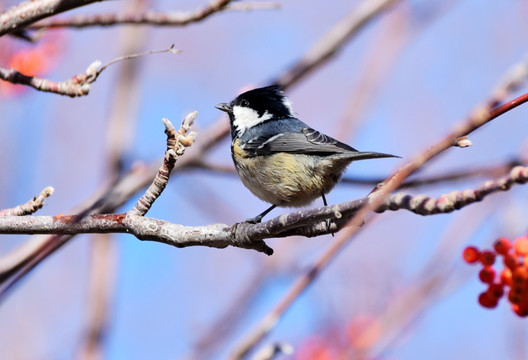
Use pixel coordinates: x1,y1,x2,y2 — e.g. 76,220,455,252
231,139,352,207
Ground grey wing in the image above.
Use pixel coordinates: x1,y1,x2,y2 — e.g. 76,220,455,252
243,127,357,155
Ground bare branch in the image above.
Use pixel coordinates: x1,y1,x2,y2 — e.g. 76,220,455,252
272,0,402,88
0,214,269,254
130,113,197,216
0,66,92,96
0,0,108,37
378,166,528,215
0,166,527,256
226,2,280,12
0,187,54,216
0,45,178,97
29,1,279,29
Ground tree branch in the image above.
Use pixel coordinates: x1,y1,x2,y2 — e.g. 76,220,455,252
29,1,279,29
130,113,196,216
0,45,179,97
0,0,107,37
0,166,526,256
378,166,528,215
0,187,54,216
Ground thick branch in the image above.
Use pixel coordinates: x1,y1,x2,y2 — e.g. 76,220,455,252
1,166,527,255
29,1,279,29
0,0,107,37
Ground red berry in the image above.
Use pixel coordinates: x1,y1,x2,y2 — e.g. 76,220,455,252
494,237,512,255
501,268,513,287
514,236,528,256
463,246,480,264
511,284,527,297
513,304,528,317
479,250,496,266
479,266,496,284
512,266,528,286
508,289,522,305
486,284,505,299
504,253,520,270
478,292,498,308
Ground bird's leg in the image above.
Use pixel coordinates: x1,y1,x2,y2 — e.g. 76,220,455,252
245,204,277,224
321,193,334,236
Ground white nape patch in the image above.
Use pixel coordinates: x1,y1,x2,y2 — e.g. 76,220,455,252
282,97,295,116
232,105,272,136
258,133,284,148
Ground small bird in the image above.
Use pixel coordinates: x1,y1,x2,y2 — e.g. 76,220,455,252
216,85,398,224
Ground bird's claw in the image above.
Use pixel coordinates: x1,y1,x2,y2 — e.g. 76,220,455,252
245,215,263,224
326,218,335,237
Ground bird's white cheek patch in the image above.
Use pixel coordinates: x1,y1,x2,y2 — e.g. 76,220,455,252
232,106,272,136
282,97,294,116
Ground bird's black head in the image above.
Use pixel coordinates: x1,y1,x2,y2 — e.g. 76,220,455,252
216,85,295,138
231,85,294,119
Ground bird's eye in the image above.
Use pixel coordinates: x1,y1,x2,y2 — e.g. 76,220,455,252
241,99,249,107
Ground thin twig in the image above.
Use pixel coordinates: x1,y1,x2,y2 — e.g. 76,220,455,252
130,113,197,216
0,187,54,216
94,45,181,82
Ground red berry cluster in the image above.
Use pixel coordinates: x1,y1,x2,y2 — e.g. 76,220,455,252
463,235,528,317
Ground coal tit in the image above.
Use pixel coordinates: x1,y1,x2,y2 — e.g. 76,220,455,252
216,85,397,223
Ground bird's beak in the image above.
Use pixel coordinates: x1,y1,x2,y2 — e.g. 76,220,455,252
215,103,232,113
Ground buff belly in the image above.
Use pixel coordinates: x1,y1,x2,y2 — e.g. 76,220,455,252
232,147,353,207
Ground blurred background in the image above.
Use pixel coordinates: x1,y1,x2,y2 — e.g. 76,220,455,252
1,0,528,359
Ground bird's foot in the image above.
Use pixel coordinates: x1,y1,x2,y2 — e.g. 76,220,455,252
244,215,263,224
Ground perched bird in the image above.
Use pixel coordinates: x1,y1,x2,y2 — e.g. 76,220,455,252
216,85,398,223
